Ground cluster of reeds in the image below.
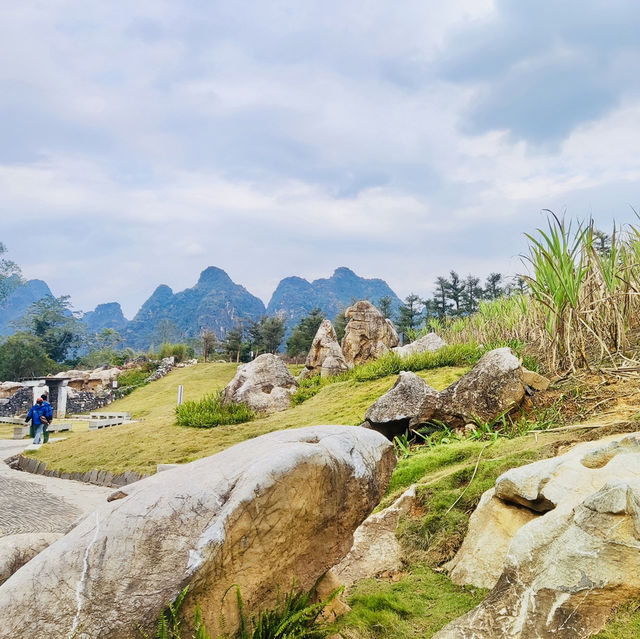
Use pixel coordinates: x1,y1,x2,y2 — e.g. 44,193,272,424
439,212,640,373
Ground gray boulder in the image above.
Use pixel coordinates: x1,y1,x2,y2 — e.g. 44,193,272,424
0,425,395,639
364,372,438,440
222,353,298,413
393,333,446,358
0,533,62,586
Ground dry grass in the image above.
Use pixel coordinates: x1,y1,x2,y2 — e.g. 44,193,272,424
29,363,466,475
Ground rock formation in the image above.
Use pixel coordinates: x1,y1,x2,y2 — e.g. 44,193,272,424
437,432,640,638
331,485,416,589
300,320,349,379
393,333,446,358
363,372,438,440
341,300,399,367
0,533,62,586
222,353,298,413
363,348,547,435
0,425,395,639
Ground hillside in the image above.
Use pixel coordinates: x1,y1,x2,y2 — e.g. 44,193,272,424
0,278,52,336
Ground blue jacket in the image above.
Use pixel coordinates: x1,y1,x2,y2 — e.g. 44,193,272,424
26,404,48,426
42,400,53,421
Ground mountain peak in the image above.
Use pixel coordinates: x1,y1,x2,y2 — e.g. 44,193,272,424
332,267,357,278
197,266,233,287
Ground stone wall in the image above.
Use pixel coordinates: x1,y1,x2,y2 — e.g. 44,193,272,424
0,387,33,417
66,390,114,415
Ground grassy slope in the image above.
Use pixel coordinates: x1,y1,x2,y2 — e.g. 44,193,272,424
30,363,465,475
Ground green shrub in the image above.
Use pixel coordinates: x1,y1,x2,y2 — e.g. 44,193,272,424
156,342,195,364
176,392,255,428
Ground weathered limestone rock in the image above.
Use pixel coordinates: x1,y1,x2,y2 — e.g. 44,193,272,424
0,533,62,586
331,485,416,589
300,320,349,379
434,478,640,639
438,432,640,638
364,372,438,440
413,347,527,428
222,353,298,413
0,426,395,639
393,333,446,358
445,488,537,589
0,381,24,400
341,300,399,367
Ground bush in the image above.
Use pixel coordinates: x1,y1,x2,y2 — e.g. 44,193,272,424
156,342,195,364
176,392,255,428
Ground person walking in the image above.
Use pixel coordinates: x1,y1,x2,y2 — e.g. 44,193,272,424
25,397,49,445
40,393,53,443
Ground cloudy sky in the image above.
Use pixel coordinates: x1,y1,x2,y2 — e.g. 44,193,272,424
1,1,639,317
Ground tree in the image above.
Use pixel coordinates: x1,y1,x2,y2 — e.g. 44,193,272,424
16,295,83,362
200,329,218,363
484,273,504,301
333,309,348,343
445,271,465,316
0,242,24,304
462,275,483,315
222,324,245,363
0,332,56,381
431,277,452,319
248,316,286,354
395,293,423,342
377,296,393,319
286,309,325,358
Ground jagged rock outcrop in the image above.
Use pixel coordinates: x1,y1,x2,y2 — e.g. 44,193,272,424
393,333,446,358
331,485,416,589
412,347,531,428
363,372,438,440
300,320,349,379
438,433,640,638
341,300,399,367
0,381,23,399
222,353,298,413
0,425,395,639
0,533,62,586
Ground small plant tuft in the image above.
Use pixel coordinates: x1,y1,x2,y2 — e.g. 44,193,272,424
176,392,256,428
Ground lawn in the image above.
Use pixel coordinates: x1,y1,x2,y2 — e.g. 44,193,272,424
29,362,466,475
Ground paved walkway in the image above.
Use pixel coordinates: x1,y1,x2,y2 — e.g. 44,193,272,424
0,439,112,538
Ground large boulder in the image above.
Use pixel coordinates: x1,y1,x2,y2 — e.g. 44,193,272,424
412,347,528,428
0,425,395,639
364,372,438,440
0,533,62,586
393,333,446,358
300,320,349,379
341,300,399,367
0,381,23,400
222,353,298,413
437,432,640,638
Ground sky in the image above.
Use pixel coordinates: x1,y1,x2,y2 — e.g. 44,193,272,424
1,1,639,318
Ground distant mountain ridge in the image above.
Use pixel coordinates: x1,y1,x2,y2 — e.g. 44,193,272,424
0,266,402,350
266,267,402,334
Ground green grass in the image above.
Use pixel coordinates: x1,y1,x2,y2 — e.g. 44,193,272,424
28,363,466,475
176,392,255,428
594,599,640,638
334,564,486,639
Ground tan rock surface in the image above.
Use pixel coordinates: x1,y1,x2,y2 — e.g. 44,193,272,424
222,353,298,413
301,320,348,378
0,425,395,639
331,485,416,589
341,300,399,366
